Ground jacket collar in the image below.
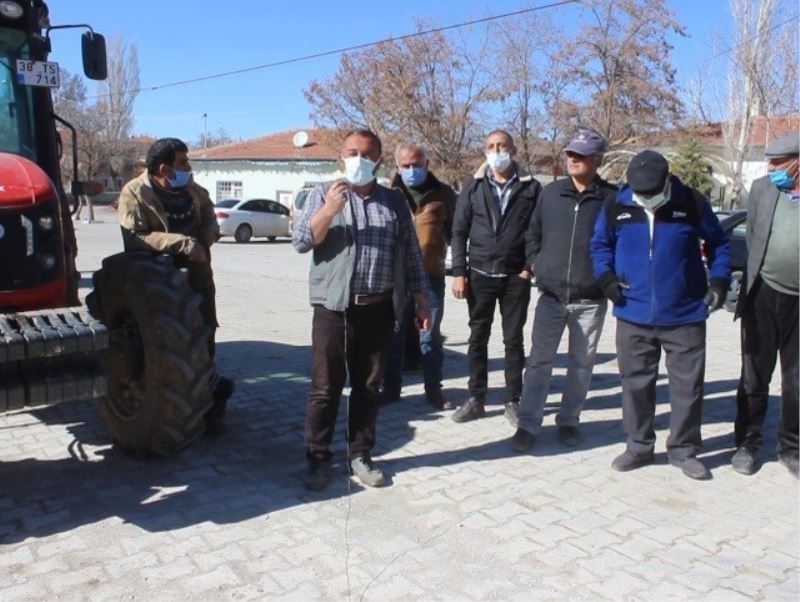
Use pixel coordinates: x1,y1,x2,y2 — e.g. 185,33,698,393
560,174,605,196
473,160,533,183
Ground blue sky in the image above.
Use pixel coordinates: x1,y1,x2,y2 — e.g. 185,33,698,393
47,0,731,144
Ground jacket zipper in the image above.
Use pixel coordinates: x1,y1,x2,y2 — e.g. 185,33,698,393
566,200,579,303
648,208,656,323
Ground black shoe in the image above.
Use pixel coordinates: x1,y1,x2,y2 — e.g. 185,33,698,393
427,391,455,411
504,401,519,427
305,460,332,491
451,398,485,423
204,419,228,437
212,375,235,404
510,428,535,453
669,456,711,480
778,452,799,478
350,456,385,487
558,426,580,447
205,375,235,436
731,445,758,475
611,450,655,472
379,388,401,406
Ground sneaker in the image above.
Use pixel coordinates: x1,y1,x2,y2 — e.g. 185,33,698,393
669,456,711,480
731,445,758,475
350,456,385,487
504,401,519,427
558,426,580,447
778,452,799,478
426,391,455,411
305,460,332,491
611,450,655,472
451,397,485,423
510,428,535,452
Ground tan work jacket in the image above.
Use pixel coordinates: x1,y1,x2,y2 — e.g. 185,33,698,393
117,171,219,256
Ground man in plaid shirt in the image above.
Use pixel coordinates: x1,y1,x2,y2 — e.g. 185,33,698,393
293,129,430,491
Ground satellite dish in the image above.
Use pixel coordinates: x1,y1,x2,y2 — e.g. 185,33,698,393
292,130,309,148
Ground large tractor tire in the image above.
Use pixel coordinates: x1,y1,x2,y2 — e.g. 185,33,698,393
86,252,214,456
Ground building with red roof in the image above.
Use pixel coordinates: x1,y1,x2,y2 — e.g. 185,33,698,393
190,128,342,207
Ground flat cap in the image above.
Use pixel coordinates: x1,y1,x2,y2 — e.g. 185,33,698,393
626,150,669,194
764,132,800,157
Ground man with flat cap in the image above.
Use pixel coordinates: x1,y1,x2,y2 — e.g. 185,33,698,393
511,130,617,452
732,132,799,478
591,150,730,479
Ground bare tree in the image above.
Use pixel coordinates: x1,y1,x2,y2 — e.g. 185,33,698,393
95,35,140,181
53,68,104,183
556,0,687,148
724,0,798,205
194,127,233,151
494,16,564,174
304,23,497,184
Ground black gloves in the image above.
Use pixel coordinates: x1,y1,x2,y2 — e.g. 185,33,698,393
597,271,628,305
705,278,728,313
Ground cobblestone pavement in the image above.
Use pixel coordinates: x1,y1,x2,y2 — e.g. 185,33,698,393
1,206,798,600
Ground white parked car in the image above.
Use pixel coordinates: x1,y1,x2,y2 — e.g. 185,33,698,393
215,198,290,243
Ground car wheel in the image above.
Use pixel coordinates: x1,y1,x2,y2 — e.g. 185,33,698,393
267,236,277,242
234,224,253,243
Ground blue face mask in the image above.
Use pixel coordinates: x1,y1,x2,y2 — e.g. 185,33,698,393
400,166,428,188
168,168,192,188
768,168,796,190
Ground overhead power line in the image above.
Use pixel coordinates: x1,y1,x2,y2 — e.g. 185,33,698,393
708,14,798,60
88,0,580,99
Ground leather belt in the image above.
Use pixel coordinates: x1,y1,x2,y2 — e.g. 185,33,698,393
350,290,393,306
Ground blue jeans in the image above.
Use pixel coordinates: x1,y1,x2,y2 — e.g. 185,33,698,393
383,275,446,400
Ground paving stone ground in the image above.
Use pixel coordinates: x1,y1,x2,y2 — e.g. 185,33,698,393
1,206,798,600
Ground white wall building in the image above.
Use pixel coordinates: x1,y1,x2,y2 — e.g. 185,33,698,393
190,128,341,207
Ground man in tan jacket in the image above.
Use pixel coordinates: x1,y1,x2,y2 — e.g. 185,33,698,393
381,143,456,409
117,137,234,434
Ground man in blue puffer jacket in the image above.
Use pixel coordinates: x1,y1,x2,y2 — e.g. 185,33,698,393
591,150,730,480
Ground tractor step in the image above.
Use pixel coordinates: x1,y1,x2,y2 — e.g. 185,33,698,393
0,308,108,411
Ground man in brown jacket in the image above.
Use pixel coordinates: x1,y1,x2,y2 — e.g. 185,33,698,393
381,143,456,409
117,137,234,434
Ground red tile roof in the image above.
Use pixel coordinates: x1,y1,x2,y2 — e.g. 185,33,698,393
669,113,799,147
190,128,340,161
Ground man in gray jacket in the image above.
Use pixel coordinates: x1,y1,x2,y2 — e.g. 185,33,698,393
733,132,799,478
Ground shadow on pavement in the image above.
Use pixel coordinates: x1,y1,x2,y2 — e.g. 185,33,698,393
0,329,773,545
0,339,410,544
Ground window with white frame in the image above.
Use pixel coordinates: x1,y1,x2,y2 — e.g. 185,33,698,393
216,180,243,202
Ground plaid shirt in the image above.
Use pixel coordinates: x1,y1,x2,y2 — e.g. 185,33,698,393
293,183,428,296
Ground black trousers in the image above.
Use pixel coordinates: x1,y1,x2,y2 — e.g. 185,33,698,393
466,270,531,402
305,300,395,463
735,278,799,455
616,319,706,460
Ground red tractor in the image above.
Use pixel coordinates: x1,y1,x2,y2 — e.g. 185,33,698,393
0,0,214,456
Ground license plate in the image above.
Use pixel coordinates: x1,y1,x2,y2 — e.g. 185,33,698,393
16,60,59,88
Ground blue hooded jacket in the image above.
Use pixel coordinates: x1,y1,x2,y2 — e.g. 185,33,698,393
591,176,731,326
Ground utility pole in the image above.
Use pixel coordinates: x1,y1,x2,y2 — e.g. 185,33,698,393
203,113,208,151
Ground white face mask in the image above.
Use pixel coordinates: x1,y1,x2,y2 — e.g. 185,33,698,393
343,155,377,186
633,180,670,211
486,151,512,172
